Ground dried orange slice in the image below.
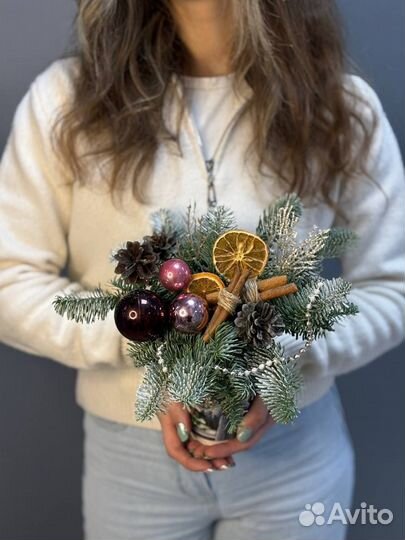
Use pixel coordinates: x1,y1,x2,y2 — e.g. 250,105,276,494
213,230,269,280
186,272,225,299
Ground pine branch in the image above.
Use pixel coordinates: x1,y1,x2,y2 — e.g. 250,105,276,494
175,205,203,272
150,208,181,236
227,359,256,401
52,287,120,323
273,278,359,339
267,228,330,284
177,205,236,273
207,324,256,400
108,276,139,295
127,339,162,368
147,276,178,302
319,227,358,259
205,322,245,367
128,324,253,420
250,344,303,423
198,206,237,271
135,366,168,421
108,275,176,302
218,389,250,434
256,193,302,246
167,350,216,408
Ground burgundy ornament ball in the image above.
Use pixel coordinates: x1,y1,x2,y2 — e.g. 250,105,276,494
114,290,167,342
169,293,209,334
159,259,192,292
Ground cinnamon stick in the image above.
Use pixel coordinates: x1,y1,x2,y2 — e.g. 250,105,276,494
259,283,298,301
258,275,288,292
203,266,241,337
203,268,251,343
206,275,288,304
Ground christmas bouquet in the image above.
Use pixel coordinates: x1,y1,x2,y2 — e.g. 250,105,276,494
53,195,358,442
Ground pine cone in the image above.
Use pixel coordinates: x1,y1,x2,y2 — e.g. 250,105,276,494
144,231,177,261
113,240,159,284
234,301,284,347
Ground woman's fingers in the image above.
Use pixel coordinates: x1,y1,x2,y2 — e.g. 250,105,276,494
158,403,233,472
187,439,235,470
201,398,275,460
187,439,206,459
167,402,192,443
211,457,235,470
235,396,270,442
157,399,272,470
159,412,213,472
203,417,274,459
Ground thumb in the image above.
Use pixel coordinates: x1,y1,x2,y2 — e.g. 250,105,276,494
170,402,192,443
236,397,269,443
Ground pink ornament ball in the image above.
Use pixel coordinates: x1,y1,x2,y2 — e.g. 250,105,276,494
169,293,209,334
159,259,192,292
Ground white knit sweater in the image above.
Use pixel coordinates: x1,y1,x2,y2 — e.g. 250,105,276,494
0,58,404,429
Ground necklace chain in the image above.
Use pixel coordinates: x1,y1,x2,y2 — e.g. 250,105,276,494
205,159,217,208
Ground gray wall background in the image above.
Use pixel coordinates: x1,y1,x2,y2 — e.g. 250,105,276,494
0,1,403,539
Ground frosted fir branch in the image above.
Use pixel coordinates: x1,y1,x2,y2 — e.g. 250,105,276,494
52,287,120,323
135,366,168,421
150,208,181,236
218,390,249,434
127,339,162,368
198,206,237,270
206,324,255,400
199,205,237,236
226,359,256,402
268,227,330,284
206,322,245,367
167,351,217,408
163,331,205,371
273,278,359,339
108,276,140,294
250,343,303,423
177,205,237,273
319,227,358,259
256,193,302,246
176,204,204,271
108,275,176,302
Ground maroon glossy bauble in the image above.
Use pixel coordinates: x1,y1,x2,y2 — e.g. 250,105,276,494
159,259,192,292
114,290,167,342
169,293,209,334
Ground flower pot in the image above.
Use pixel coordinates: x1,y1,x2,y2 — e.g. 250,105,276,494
190,400,250,445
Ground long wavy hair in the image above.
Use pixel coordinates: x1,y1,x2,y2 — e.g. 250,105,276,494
52,0,376,210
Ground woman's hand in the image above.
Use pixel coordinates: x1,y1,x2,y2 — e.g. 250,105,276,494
186,397,275,460
157,402,235,472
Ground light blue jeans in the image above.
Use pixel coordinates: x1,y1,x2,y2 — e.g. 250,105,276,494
82,384,355,540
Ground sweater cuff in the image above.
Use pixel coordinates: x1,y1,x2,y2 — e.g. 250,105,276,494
120,336,135,368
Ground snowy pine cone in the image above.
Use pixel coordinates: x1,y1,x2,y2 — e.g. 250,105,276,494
234,301,285,347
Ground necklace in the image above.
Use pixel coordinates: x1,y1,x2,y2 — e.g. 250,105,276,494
174,74,251,209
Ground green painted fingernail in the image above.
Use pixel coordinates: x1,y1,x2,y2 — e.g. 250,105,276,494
236,426,253,443
176,422,189,442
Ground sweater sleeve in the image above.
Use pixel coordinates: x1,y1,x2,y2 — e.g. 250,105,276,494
0,61,132,370
280,76,405,379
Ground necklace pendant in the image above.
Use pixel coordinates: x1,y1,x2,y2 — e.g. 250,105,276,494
205,159,217,208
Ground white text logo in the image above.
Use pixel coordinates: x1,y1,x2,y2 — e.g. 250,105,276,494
299,502,393,527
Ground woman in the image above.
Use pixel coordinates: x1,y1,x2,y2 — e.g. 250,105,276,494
0,1,403,539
